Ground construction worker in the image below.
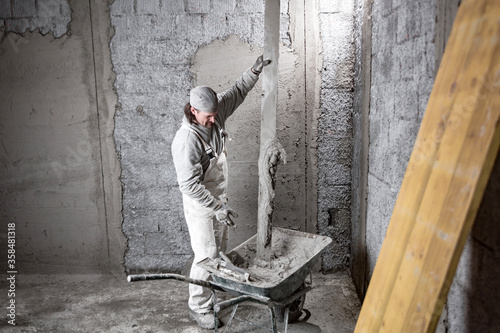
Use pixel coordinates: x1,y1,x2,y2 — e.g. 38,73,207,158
171,55,270,329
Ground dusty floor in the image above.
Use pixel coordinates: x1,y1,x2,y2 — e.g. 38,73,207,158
0,271,360,332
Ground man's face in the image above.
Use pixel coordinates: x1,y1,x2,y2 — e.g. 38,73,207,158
191,107,218,128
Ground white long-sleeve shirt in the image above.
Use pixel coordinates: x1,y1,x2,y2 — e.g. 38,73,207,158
171,67,260,209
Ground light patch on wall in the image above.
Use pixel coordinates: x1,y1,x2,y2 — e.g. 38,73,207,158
0,0,71,37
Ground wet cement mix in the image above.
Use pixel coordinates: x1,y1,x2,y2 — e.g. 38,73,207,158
227,228,330,288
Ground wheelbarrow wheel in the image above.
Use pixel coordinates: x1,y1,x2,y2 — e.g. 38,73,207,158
273,285,306,323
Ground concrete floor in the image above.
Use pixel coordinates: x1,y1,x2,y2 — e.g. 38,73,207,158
0,271,360,332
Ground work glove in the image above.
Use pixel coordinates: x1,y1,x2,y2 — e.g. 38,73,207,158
252,55,271,74
215,203,238,227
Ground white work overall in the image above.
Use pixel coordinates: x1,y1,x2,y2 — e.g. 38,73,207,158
182,123,229,314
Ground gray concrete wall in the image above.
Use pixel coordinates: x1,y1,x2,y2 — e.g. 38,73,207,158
353,0,500,331
0,0,353,277
0,0,125,274
110,0,327,273
351,0,371,297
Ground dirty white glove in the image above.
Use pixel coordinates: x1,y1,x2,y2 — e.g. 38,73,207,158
215,204,238,227
252,55,271,74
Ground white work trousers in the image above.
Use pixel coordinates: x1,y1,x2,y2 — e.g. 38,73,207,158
182,128,229,314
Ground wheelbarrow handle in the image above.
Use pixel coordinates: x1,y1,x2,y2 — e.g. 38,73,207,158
127,273,218,289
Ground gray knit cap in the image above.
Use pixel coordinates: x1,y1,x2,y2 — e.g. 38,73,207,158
190,86,218,113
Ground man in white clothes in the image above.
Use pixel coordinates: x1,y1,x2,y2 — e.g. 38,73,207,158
171,55,270,330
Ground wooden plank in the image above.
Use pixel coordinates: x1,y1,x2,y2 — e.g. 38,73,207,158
257,0,280,261
355,0,500,331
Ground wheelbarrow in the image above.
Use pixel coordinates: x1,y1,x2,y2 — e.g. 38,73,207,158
128,227,332,332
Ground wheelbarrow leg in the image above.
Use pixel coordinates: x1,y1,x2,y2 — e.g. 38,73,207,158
269,305,289,333
283,307,289,333
213,289,220,333
224,304,239,333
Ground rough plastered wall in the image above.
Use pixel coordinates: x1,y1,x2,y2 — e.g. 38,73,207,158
110,0,317,274
317,0,355,272
366,0,435,276
359,0,500,331
0,0,125,274
351,0,370,297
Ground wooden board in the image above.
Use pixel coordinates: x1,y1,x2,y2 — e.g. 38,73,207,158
354,0,500,332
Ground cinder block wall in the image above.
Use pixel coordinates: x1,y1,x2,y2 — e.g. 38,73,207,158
110,0,357,274
110,0,340,274
110,0,274,273
1,0,356,276
317,0,356,271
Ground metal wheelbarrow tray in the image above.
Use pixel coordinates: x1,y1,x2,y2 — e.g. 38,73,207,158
198,227,332,302
127,227,332,332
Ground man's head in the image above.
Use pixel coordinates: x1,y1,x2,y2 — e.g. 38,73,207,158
188,86,218,128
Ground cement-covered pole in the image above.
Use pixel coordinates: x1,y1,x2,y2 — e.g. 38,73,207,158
257,0,280,261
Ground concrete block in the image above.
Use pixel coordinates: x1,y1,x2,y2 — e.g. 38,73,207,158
227,14,253,42
318,161,351,186
5,18,29,33
417,75,433,122
318,185,351,212
320,14,355,90
12,0,35,17
279,14,291,46
160,0,185,13
280,0,288,15
446,280,468,333
371,46,397,85
186,0,210,14
371,0,393,18
320,0,354,15
371,12,397,63
318,136,352,167
365,173,396,274
212,0,236,13
125,233,146,255
136,0,161,15
36,0,59,18
0,0,11,18
387,120,418,188
122,208,160,234
237,0,264,13
122,185,173,211
203,15,228,39
320,89,354,137
250,14,265,46
145,232,176,255
396,1,422,43
158,196,185,229
176,14,203,43
60,0,70,17
394,79,419,122
110,0,134,16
